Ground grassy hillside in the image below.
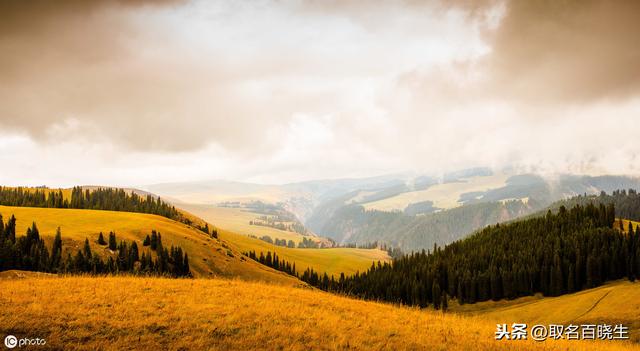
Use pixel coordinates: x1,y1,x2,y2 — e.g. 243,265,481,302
179,203,388,277
362,173,511,211
2,275,637,351
453,280,640,342
218,229,389,277
0,205,301,285
179,203,316,244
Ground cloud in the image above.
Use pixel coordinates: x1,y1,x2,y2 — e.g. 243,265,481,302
0,0,484,155
0,0,639,186
480,0,640,102
0,0,300,153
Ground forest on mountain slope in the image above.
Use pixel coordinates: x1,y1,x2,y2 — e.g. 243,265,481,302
310,200,535,252
305,175,640,252
314,199,640,308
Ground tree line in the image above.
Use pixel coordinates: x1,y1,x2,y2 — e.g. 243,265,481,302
0,214,191,277
243,249,339,291
553,189,640,222
0,186,218,237
250,234,324,249
315,202,640,309
244,250,297,276
0,186,179,219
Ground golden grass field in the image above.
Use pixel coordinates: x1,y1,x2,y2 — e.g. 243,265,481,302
178,203,314,244
1,274,637,351
0,205,300,285
218,228,390,277
180,203,390,277
452,280,640,342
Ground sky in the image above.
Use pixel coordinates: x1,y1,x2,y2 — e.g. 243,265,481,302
1,0,639,187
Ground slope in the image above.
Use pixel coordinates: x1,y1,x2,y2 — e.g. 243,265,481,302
2,274,637,350
0,205,301,285
456,280,640,342
218,229,389,277
182,203,391,277
178,203,321,245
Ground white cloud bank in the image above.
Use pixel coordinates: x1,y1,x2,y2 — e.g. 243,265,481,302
0,0,639,187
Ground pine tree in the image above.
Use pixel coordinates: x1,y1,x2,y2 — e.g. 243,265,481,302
150,231,158,250
441,292,448,312
108,232,117,250
98,232,107,245
432,281,441,310
51,227,63,271
567,263,575,293
183,253,190,276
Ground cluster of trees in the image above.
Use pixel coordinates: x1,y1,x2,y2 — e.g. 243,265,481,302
335,241,404,258
0,215,52,272
242,250,328,291
244,249,337,291
298,237,320,248
555,189,640,222
310,202,640,309
244,250,297,276
274,237,297,248
252,234,322,249
196,223,218,239
249,218,306,234
0,215,191,277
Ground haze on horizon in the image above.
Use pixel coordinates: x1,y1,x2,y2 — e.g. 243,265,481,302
1,0,639,188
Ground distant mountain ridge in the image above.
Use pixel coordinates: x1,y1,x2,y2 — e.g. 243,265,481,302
146,170,640,252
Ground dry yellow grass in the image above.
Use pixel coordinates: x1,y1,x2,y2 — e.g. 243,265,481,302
1,275,637,351
178,203,318,244
0,205,301,285
180,203,390,277
453,280,640,342
219,228,390,277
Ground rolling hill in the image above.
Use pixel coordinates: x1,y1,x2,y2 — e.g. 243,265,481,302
0,205,301,285
178,203,325,246
454,280,640,342
218,229,390,277
179,204,390,277
2,274,637,351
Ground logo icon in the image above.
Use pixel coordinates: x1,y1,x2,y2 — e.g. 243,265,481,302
4,335,17,349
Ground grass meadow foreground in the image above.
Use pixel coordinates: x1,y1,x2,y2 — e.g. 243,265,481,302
1,275,639,351
453,280,640,343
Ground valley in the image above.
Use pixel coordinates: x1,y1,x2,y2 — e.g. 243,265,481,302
2,184,640,351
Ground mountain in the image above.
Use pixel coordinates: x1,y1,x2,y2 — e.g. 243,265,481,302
148,170,640,252
305,173,640,251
